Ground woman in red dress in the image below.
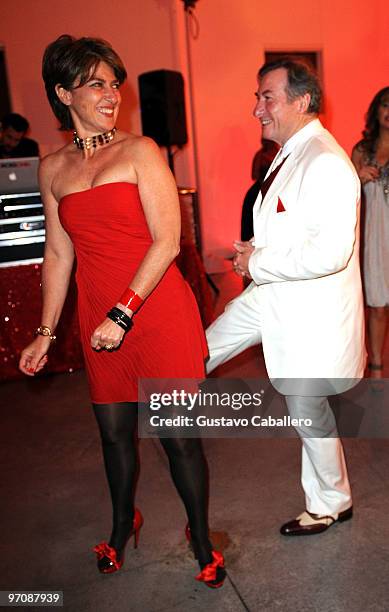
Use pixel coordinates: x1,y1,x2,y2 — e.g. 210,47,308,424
19,35,225,588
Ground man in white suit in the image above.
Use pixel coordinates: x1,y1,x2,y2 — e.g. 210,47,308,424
206,58,366,535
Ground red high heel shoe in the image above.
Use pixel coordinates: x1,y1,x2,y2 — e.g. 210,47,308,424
93,508,143,574
195,550,226,589
185,524,226,588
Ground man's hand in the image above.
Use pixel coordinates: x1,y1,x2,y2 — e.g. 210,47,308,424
232,240,254,278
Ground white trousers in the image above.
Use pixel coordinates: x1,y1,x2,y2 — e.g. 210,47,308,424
206,288,352,515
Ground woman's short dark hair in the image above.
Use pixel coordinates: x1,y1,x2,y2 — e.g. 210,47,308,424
258,57,322,114
42,35,127,130
356,86,389,157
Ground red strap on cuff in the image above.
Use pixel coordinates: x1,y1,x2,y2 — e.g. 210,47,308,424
118,288,143,312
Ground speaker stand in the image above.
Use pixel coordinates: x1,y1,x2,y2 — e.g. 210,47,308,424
167,146,175,177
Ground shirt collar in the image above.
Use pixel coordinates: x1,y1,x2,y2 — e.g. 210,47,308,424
281,118,322,157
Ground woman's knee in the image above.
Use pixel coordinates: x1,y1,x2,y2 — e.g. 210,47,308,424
93,402,137,445
160,436,203,460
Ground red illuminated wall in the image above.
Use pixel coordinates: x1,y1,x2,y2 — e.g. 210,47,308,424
0,0,388,262
187,0,389,261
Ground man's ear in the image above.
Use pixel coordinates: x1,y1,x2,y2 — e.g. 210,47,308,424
298,93,311,113
55,84,72,106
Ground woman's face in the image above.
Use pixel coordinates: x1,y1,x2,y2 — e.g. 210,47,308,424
378,94,389,130
65,61,121,135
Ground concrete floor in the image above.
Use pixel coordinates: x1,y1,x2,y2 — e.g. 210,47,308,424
1,272,389,612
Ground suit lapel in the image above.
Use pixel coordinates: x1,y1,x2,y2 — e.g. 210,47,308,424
261,153,295,206
259,121,326,209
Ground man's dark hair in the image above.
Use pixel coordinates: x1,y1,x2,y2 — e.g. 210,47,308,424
258,57,322,114
42,34,127,130
1,113,29,133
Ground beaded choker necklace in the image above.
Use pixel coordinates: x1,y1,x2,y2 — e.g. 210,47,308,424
73,127,117,150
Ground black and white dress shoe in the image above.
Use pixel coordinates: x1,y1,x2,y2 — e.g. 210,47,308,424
280,506,353,536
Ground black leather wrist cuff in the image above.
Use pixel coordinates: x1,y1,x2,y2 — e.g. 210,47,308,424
106,307,134,332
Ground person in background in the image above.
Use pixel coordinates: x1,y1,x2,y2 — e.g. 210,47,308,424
352,87,389,382
241,138,279,241
0,113,39,158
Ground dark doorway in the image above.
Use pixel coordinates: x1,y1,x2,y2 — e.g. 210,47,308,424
0,49,12,119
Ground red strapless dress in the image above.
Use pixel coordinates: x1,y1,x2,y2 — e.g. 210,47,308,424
58,182,208,403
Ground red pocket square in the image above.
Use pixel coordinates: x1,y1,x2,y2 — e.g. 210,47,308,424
277,197,286,213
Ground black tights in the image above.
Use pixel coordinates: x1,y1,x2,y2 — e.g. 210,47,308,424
93,402,212,565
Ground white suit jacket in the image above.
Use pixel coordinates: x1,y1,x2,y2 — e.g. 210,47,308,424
247,119,366,394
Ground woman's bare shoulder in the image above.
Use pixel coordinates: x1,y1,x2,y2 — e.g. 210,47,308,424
120,132,160,156
351,141,367,164
40,143,72,174
39,144,74,193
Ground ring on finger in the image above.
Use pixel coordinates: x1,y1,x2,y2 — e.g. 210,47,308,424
104,343,115,350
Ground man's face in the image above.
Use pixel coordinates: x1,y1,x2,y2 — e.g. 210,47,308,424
253,67,305,146
1,126,25,152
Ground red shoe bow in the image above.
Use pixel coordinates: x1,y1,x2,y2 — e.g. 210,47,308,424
93,541,122,571
195,550,225,583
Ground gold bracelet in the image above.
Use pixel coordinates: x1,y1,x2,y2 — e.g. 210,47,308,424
35,325,56,342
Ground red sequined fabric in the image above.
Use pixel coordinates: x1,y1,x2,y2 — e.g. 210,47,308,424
0,264,84,382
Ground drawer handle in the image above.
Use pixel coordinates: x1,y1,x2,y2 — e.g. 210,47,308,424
20,221,45,230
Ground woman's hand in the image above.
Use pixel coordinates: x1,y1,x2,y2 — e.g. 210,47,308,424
358,164,380,184
19,336,51,375
91,318,126,351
